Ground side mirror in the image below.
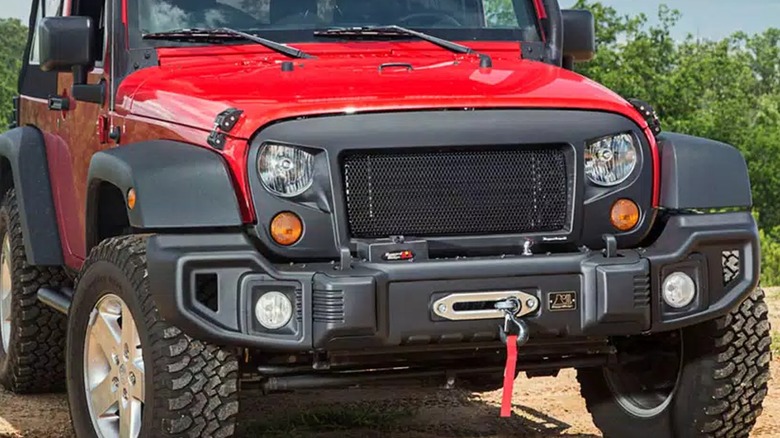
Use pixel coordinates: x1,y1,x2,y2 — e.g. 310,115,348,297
562,10,596,66
39,16,96,73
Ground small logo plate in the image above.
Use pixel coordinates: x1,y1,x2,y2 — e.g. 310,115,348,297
548,292,577,311
382,250,414,261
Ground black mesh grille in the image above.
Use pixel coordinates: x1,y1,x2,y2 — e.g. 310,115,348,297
342,147,569,238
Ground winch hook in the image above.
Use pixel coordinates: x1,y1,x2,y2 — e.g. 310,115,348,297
496,297,530,347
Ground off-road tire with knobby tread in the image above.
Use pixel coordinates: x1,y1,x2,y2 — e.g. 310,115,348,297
577,287,771,438
67,235,240,438
0,189,70,393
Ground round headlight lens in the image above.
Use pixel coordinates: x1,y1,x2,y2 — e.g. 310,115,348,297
585,133,638,186
258,144,314,197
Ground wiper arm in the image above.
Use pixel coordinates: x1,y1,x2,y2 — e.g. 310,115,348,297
143,27,315,59
314,25,492,65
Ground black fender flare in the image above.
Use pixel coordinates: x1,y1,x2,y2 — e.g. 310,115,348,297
86,140,243,251
0,127,63,265
657,132,752,210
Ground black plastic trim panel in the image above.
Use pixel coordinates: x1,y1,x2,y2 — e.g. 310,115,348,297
0,127,63,265
657,132,752,209
643,212,759,331
146,212,758,351
86,140,243,250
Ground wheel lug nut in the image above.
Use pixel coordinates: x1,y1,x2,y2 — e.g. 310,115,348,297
123,344,129,360
123,388,128,399
129,372,136,385
112,353,120,366
111,377,119,392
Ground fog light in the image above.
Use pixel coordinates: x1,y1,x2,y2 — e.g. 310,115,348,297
254,291,293,330
662,272,696,308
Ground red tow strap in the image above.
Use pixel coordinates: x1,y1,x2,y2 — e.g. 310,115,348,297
500,334,518,417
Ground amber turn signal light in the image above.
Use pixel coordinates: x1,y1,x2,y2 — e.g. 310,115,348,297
270,212,303,246
610,199,640,231
127,188,136,210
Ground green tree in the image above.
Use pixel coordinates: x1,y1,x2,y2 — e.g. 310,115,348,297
484,0,517,27
0,18,28,130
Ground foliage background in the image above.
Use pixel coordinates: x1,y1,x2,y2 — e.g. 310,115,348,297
0,18,27,128
1,3,779,282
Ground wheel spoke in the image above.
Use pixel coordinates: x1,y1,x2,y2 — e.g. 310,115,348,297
128,360,145,402
91,311,122,361
1,290,11,316
0,236,11,351
119,398,142,438
121,304,141,361
119,398,131,438
90,373,118,417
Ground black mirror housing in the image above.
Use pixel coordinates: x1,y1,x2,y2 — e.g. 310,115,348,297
39,16,96,72
562,10,596,63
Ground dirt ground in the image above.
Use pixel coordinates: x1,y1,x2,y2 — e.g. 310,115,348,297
1,289,778,438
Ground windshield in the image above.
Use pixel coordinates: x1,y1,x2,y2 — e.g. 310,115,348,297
136,0,542,44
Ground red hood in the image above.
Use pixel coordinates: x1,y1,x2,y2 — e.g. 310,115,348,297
118,42,648,139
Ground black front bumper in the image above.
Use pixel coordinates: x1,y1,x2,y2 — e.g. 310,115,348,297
146,212,759,352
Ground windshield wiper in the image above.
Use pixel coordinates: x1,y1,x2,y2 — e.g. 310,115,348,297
143,27,315,59
314,25,492,66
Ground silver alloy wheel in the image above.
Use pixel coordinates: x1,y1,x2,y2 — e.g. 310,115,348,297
84,294,145,438
0,235,12,352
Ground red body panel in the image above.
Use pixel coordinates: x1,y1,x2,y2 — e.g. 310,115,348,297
128,42,650,137
19,69,109,269
115,42,658,216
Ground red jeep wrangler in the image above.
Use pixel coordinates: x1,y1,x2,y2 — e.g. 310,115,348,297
0,0,770,437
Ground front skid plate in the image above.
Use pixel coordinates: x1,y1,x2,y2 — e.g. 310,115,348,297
432,290,538,321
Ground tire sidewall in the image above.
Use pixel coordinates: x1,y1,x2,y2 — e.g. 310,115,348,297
67,258,156,437
578,366,675,438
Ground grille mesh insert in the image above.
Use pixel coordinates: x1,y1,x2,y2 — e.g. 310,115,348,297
342,147,569,238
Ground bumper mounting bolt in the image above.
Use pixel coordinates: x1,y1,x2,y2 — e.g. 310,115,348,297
437,303,448,314
526,298,538,310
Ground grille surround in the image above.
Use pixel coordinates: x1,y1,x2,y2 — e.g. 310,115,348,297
342,146,572,239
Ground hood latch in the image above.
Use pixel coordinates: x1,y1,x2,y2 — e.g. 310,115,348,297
207,107,244,150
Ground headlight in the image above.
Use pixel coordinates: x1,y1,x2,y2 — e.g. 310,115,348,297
585,133,638,186
662,272,697,308
258,144,314,197
254,291,293,330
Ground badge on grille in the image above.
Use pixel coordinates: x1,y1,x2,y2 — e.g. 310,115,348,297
548,292,577,311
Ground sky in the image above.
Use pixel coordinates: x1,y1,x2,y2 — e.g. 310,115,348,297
2,1,778,40
560,0,780,40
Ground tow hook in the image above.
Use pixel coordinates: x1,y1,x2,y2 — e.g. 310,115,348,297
495,297,529,418
496,297,529,347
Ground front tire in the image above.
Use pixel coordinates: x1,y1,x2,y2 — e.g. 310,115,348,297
578,288,771,438
67,236,240,438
